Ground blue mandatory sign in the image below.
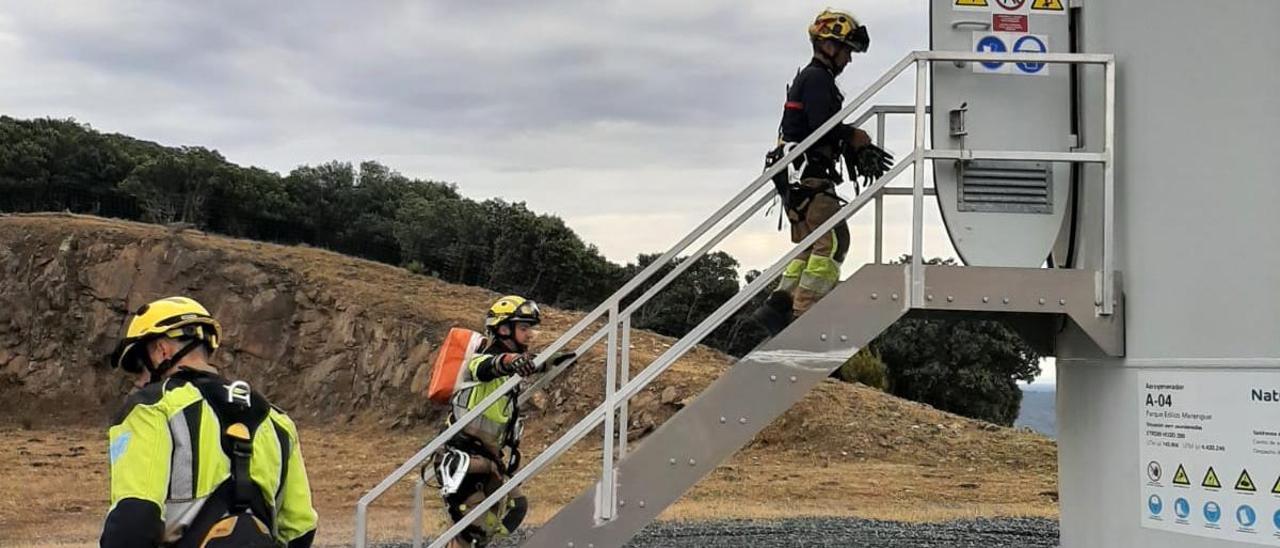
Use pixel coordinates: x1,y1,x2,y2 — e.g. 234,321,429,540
1237,504,1257,528
1205,501,1222,523
1013,35,1047,74
1174,498,1191,520
976,35,1007,70
1272,509,1280,530
1148,494,1163,516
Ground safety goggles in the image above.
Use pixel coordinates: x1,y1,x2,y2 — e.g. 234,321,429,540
845,26,869,53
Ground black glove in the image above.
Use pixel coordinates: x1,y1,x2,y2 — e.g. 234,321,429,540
548,351,577,368
500,353,541,376
844,143,894,188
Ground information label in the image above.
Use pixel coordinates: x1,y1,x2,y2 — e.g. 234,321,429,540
1140,369,1280,545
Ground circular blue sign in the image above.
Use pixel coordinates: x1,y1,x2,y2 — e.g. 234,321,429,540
1237,505,1257,527
1013,35,1047,74
1204,501,1222,523
1148,494,1163,516
1272,509,1280,530
976,35,1007,70
1174,498,1190,519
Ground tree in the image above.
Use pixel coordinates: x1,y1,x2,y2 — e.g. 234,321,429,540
866,255,1041,425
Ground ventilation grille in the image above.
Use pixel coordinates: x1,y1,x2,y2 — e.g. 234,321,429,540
957,160,1053,214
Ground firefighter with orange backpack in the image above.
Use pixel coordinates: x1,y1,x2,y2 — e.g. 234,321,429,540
425,295,573,547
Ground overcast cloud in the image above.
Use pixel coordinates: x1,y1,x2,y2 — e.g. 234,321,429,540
0,0,957,271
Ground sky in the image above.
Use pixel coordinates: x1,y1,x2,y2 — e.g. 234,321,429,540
1,2,1060,381
0,0,955,270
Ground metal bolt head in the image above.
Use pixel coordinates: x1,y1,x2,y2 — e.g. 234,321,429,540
669,458,676,465
789,376,797,383
840,335,848,342
739,417,748,424
926,294,934,301
689,459,696,466
982,296,990,303
639,501,646,508
891,293,900,301
1038,298,1046,305
871,292,879,300
568,543,574,548
946,295,954,302
1059,299,1066,306
1002,297,1010,304
769,374,777,382
720,416,727,424
619,500,626,506
820,333,828,341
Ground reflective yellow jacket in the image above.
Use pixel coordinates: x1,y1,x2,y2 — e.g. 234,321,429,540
101,369,317,547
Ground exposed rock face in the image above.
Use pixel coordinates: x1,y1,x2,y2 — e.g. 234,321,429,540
0,215,441,421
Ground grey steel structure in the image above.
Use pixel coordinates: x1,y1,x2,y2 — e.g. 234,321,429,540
355,49,1124,548
358,2,1279,545
1054,1,1280,547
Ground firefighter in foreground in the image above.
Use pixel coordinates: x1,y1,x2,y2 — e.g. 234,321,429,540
754,9,894,334
101,296,317,548
432,296,573,547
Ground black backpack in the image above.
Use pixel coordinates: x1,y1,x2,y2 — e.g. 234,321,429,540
177,376,280,548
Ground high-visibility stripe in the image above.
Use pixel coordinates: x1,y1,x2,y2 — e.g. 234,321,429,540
168,405,197,500
785,101,804,110
273,420,291,536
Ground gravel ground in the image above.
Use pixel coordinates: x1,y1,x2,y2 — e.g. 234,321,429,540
384,517,1059,547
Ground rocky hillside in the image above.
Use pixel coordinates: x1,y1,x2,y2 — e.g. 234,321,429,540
0,214,1059,545
0,213,736,439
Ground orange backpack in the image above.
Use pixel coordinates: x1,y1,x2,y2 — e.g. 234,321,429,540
427,328,485,404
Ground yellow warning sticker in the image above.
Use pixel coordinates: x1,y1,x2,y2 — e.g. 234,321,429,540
1172,464,1191,486
1272,475,1280,494
955,0,990,8
1203,466,1222,489
1235,469,1257,492
1031,0,1065,11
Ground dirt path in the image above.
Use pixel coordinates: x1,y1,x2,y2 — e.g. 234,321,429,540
1,420,1056,547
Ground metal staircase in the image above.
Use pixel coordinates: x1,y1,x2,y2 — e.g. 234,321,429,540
354,50,1121,548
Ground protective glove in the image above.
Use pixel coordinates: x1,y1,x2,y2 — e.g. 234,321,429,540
500,353,542,376
548,351,578,368
845,143,894,188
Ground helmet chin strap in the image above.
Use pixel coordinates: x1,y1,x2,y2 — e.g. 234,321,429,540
146,340,204,379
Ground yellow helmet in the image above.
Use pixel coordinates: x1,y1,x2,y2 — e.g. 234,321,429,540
110,296,222,373
809,9,869,53
485,295,542,331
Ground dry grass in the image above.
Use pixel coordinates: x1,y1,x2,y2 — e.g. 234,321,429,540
0,214,1059,547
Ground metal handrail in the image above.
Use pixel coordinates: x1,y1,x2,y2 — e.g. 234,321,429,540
359,50,1117,548
353,50,920,548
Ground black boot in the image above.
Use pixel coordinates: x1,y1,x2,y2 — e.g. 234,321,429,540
750,291,794,336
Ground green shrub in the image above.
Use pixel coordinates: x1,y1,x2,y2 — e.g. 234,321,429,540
835,348,888,390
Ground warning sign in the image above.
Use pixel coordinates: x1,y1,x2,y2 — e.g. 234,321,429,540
992,14,1028,32
1172,464,1191,486
1139,369,1280,545
1203,467,1222,489
1031,0,1065,12
994,0,1026,11
1235,469,1257,492
954,0,989,10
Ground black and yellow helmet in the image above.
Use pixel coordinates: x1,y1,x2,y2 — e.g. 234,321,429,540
809,9,869,53
485,295,541,332
110,296,222,373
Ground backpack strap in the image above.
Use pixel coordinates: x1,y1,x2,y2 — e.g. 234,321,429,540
224,422,255,514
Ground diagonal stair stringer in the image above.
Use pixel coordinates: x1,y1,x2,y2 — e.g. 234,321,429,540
522,263,910,548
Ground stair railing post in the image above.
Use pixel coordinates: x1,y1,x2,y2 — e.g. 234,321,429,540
910,56,928,307
619,314,631,459
412,476,425,548
1102,57,1116,315
598,302,619,521
875,110,887,264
